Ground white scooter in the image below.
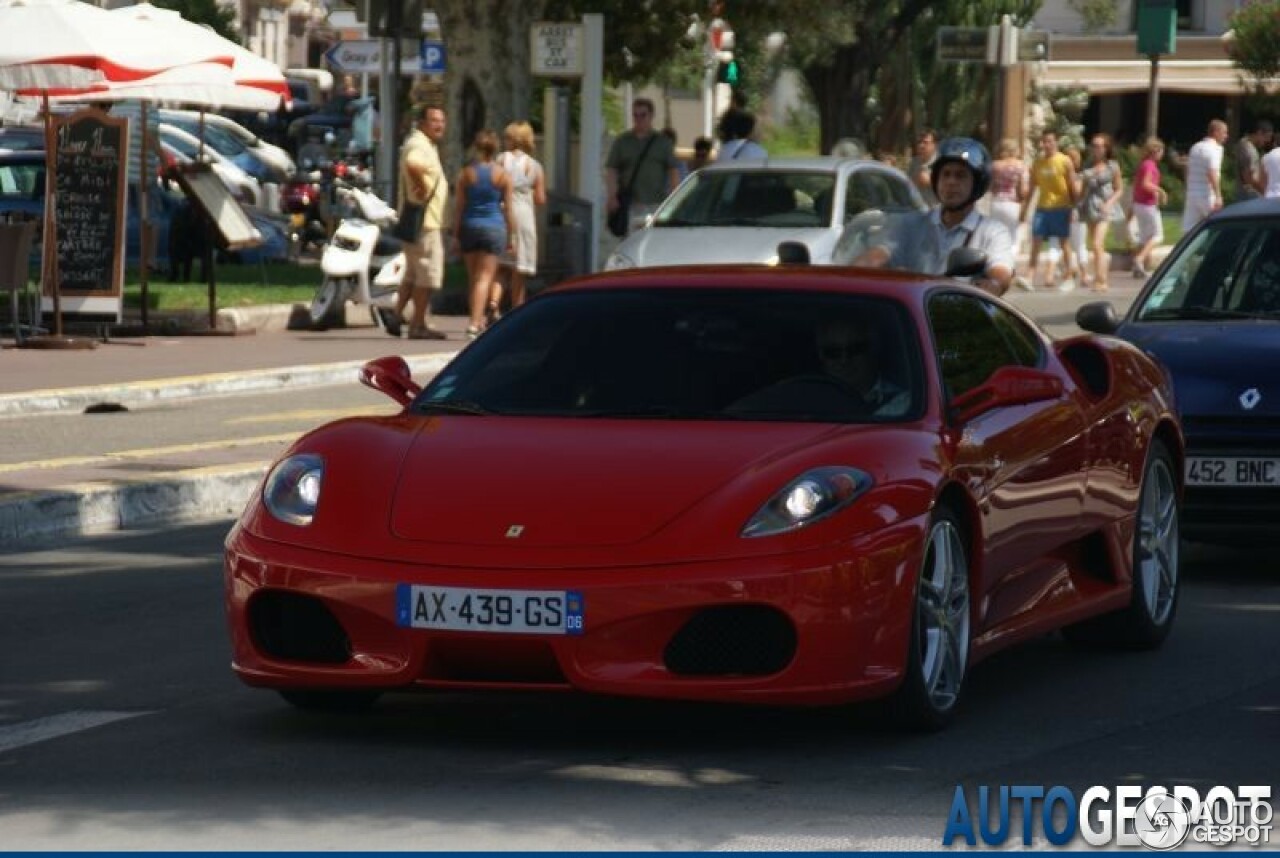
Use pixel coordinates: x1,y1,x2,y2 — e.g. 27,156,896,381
309,182,407,329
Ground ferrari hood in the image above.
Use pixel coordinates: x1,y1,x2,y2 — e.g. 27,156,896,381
389,418,834,546
620,226,837,266
1121,321,1280,416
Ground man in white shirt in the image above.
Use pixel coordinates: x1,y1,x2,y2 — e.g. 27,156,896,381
1182,119,1228,230
1262,144,1280,199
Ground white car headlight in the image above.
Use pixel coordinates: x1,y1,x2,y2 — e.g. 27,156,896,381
741,467,872,538
604,250,636,270
263,454,324,526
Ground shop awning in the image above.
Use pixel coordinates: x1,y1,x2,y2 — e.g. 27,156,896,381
1041,60,1276,95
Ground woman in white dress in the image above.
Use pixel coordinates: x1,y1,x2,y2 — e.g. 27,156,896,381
491,121,546,319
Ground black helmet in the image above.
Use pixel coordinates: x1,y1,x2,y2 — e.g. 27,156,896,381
930,137,992,208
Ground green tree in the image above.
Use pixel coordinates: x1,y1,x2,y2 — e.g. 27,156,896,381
150,0,240,43
729,0,1040,154
1228,0,1280,87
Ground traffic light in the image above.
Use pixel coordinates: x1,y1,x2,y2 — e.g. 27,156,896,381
716,57,741,86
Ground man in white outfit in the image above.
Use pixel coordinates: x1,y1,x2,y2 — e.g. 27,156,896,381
1262,142,1280,199
1182,119,1228,230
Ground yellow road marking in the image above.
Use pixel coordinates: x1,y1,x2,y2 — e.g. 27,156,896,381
0,434,298,475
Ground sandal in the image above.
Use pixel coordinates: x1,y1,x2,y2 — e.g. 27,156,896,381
486,301,502,325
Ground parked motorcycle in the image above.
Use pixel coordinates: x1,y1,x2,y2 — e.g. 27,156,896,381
281,161,329,255
309,181,405,329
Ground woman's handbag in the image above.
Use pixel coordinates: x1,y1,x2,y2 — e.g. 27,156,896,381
392,202,424,244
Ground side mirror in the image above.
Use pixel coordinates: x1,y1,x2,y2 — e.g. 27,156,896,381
1076,301,1120,334
359,355,421,407
950,365,1064,424
945,246,987,278
777,240,811,265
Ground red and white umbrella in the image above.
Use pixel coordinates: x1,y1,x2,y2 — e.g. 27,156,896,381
99,3,289,111
0,0,234,97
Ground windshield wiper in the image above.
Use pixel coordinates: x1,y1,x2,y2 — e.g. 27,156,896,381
417,399,493,416
1140,306,1261,321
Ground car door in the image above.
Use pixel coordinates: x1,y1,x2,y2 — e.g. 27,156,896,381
928,292,1090,632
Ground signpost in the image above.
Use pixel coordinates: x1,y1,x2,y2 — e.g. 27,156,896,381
324,39,424,75
420,39,445,74
937,26,996,63
530,22,584,77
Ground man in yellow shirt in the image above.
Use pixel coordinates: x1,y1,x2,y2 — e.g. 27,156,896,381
1023,130,1077,290
382,104,449,339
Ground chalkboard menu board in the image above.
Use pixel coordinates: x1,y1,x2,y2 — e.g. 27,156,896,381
50,109,128,297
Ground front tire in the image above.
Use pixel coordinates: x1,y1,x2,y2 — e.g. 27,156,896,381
309,277,348,329
1066,440,1180,649
889,505,971,731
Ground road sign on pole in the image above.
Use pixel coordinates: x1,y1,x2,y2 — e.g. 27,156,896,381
324,40,424,75
937,27,995,63
420,39,445,74
531,22,584,77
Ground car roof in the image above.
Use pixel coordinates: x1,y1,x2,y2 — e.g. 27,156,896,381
1203,197,1280,221
696,156,897,174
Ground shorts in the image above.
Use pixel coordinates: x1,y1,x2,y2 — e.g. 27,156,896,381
1032,208,1071,239
1133,202,1163,245
459,223,507,255
403,228,444,290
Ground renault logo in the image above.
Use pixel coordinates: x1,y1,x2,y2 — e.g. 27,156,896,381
1240,388,1262,410
505,525,525,538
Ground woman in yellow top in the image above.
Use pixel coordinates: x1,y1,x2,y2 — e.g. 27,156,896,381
1022,130,1078,290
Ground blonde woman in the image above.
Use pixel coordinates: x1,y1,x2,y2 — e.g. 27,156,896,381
493,121,546,315
1080,133,1125,291
454,129,516,339
1131,137,1169,278
989,138,1029,259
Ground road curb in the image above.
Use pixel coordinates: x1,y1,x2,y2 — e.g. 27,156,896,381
0,462,266,547
0,352,457,419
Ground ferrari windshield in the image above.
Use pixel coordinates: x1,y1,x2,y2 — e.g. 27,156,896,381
652,170,837,229
415,288,925,423
1134,218,1280,320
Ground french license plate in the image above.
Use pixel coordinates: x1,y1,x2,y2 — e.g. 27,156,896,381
1186,457,1280,486
396,584,584,635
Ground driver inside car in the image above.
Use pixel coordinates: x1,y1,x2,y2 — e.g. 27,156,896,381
815,317,910,417
850,137,1015,296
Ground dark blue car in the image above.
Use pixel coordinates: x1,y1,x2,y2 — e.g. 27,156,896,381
1077,198,1280,542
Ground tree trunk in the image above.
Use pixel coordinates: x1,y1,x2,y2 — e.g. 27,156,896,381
433,0,545,174
804,46,879,155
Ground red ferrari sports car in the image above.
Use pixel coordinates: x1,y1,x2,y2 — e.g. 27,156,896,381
225,265,1183,729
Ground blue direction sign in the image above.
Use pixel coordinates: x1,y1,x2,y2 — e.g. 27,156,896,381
421,40,446,74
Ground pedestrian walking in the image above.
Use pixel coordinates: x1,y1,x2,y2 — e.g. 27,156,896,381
1182,119,1228,230
1080,133,1125,292
1024,130,1078,290
1131,137,1168,278
454,129,516,340
716,106,767,161
494,120,546,314
604,97,680,236
988,138,1029,257
381,103,449,340
1262,139,1280,199
1232,120,1272,202
907,129,939,205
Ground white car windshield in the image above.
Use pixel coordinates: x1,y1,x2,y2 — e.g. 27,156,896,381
653,170,837,228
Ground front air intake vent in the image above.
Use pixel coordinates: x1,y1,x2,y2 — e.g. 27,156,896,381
249,590,351,665
664,605,796,677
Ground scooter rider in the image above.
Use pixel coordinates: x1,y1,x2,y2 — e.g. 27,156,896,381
853,137,1015,296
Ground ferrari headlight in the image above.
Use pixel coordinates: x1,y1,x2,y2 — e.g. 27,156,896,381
604,250,636,270
263,454,324,526
741,467,872,538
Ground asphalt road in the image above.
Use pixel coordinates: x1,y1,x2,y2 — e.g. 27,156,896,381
0,524,1276,850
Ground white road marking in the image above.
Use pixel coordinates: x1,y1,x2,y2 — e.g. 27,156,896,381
0,710,149,754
